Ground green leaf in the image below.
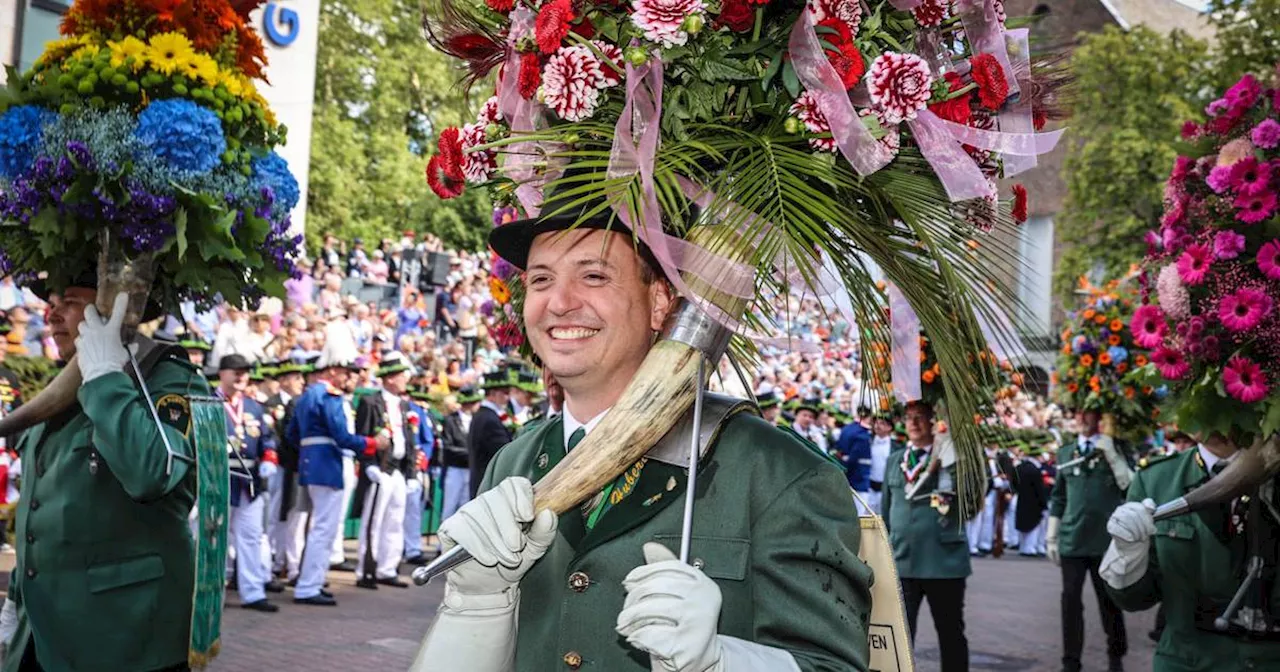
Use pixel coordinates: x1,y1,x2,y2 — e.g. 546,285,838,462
781,61,800,99
174,208,189,260
760,53,784,91
1260,400,1280,437
697,56,757,82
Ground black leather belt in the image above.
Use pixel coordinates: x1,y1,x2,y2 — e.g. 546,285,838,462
870,481,883,492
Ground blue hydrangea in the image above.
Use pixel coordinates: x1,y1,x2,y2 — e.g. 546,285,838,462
252,152,300,214
0,105,57,179
1107,345,1128,364
133,99,225,176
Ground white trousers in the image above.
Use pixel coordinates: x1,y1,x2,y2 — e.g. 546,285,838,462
403,477,425,559
866,489,882,516
265,468,285,573
1019,506,1047,555
967,490,997,553
298,485,343,599
356,470,408,580
331,455,358,565
276,473,308,580
1005,495,1021,548
230,495,269,604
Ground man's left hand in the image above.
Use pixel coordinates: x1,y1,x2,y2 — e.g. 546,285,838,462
617,542,722,672
76,293,132,384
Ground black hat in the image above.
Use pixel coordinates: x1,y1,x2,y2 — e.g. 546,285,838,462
300,352,322,374
481,369,514,391
377,352,413,378
28,270,165,322
456,386,483,403
794,396,822,415
218,354,253,372
756,390,780,409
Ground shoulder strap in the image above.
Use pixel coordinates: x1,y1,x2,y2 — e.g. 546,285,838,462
645,392,757,468
125,336,192,391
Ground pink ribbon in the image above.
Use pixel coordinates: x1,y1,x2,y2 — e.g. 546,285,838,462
909,109,996,201
955,0,1018,99
887,284,922,403
1001,28,1037,177
497,7,549,217
787,10,894,177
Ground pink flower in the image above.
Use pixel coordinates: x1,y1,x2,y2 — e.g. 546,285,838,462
791,91,835,152
1175,242,1211,285
1206,164,1234,193
1259,240,1280,280
1156,263,1191,320
1170,155,1195,182
1214,230,1246,260
910,0,948,27
1235,158,1273,196
809,0,862,34
1235,190,1278,225
868,52,933,124
1253,119,1280,149
1225,74,1262,109
1131,304,1168,349
476,96,502,126
591,40,624,87
1151,346,1191,380
1217,287,1273,332
459,123,497,184
541,46,605,121
1224,356,1269,403
631,0,705,48
1161,197,1186,227
1181,120,1201,139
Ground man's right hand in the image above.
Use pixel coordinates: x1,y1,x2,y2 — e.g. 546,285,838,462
1100,499,1156,590
375,433,392,451
438,477,557,599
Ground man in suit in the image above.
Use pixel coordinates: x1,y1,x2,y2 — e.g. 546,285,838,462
440,388,479,521
217,354,282,612
402,388,436,565
467,371,514,499
756,390,782,426
790,397,828,450
275,354,320,583
1,286,209,671
1047,409,1131,672
883,399,970,672
353,352,420,589
1014,442,1052,557
836,405,873,512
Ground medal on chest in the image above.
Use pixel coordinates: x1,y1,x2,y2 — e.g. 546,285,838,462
930,492,952,516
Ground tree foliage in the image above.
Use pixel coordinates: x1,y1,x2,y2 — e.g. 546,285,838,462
305,0,492,253
1207,0,1280,87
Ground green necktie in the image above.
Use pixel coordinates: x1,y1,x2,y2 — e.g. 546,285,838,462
567,427,586,452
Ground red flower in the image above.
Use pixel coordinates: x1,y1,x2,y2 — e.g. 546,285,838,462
747,0,770,4
928,72,972,125
438,127,464,171
817,19,864,90
426,155,465,199
1032,109,1046,130
969,53,1009,109
535,0,574,54
518,52,542,99
717,0,755,32
485,0,515,11
570,14,596,38
1011,184,1028,224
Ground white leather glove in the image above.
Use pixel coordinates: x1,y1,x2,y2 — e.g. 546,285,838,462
365,466,383,484
258,461,278,479
1100,499,1157,590
76,292,132,384
1097,436,1133,490
438,476,557,602
1046,516,1061,566
1,597,18,656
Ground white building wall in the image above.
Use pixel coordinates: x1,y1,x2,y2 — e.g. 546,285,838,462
0,0,20,84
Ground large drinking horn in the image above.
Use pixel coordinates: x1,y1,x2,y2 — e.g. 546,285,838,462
1153,434,1280,521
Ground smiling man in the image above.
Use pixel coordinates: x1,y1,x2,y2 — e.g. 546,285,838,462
413,185,872,672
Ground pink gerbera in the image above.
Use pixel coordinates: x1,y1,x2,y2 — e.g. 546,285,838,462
1151,346,1191,381
1236,190,1278,225
1175,243,1211,285
1224,356,1269,403
1131,304,1168,349
867,52,933,124
1217,287,1273,332
1237,158,1274,196
1258,240,1280,280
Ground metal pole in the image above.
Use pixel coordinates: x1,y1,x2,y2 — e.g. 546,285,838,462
129,348,186,477
679,354,706,564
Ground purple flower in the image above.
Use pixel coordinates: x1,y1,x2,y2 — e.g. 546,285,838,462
1206,98,1231,117
1225,74,1262,109
1214,230,1246,259
1207,163,1235,193
1253,119,1280,149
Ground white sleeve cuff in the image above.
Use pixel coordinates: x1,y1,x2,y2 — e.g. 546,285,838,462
716,635,801,672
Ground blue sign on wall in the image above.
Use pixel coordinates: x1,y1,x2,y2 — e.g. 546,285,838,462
263,2,300,47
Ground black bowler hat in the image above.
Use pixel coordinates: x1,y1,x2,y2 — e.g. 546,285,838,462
218,354,253,372
28,270,165,322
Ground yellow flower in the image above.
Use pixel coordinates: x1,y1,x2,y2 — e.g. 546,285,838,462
108,36,148,71
146,32,195,75
216,71,243,97
37,35,93,65
70,44,100,62
179,53,219,86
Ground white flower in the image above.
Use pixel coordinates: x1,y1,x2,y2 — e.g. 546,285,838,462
867,52,934,125
631,0,705,48
460,123,496,184
542,46,606,122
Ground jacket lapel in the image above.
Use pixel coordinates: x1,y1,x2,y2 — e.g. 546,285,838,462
576,459,691,556
528,419,588,550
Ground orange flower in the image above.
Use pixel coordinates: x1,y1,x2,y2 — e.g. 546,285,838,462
1108,334,1121,346
932,363,941,375
1135,354,1148,367
489,277,511,304
880,397,891,411
1099,352,1112,366
1124,387,1136,399
1079,354,1095,368
1062,344,1072,355
1110,319,1124,332
1012,372,1025,386
1083,309,1096,320
1094,314,1107,325
923,370,937,384
1050,371,1060,384
1116,362,1128,374
919,351,928,363
1142,386,1153,395
1089,376,1101,392
1066,382,1079,393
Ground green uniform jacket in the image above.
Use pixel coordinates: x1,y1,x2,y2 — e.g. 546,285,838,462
480,413,873,672
882,443,972,580
5,356,207,672
1107,449,1280,671
1048,436,1127,558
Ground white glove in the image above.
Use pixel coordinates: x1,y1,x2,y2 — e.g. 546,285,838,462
438,476,557,602
365,466,383,484
1098,436,1133,490
258,461,278,479
76,292,132,384
0,597,17,654
1100,499,1157,590
1046,516,1061,566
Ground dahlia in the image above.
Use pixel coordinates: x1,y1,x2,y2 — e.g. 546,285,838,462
1175,243,1211,286
1258,240,1280,280
809,0,862,34
868,52,933,125
591,40,624,87
1217,287,1273,332
1213,230,1246,260
460,123,497,184
1235,190,1277,225
1131,304,1167,349
1223,356,1269,403
541,46,605,122
536,0,574,53
911,0,948,27
969,53,1009,110
1151,346,1191,381
632,0,705,48
1252,120,1280,150
476,96,502,126
792,91,835,152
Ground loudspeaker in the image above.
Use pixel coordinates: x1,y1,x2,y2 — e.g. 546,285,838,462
426,252,451,287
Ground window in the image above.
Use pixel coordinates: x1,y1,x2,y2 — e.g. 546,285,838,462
17,0,70,72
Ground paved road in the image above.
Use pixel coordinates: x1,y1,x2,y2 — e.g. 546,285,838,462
202,545,1157,671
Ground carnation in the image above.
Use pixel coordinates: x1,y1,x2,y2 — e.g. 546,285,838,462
518,52,542,99
1213,230,1246,260
1253,120,1280,150
541,46,605,121
792,91,835,152
1011,184,1028,224
868,52,933,125
535,0,574,53
929,72,972,125
632,0,705,48
969,53,1009,110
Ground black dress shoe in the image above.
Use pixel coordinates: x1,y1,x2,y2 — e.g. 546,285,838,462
355,577,379,590
264,580,285,594
404,555,429,566
376,577,410,588
320,588,334,598
241,599,279,613
330,560,357,572
294,594,338,606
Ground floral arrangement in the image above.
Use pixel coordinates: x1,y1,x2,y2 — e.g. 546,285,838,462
0,0,300,310
1053,273,1161,434
1130,68,1280,442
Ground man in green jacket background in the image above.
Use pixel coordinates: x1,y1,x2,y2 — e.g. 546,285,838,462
0,285,209,672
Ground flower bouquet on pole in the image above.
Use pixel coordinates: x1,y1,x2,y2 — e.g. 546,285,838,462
1128,67,1280,518
420,0,1064,522
1053,273,1161,443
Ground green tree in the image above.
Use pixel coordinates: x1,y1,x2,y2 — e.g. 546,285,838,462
1053,26,1211,301
1207,0,1280,87
305,0,492,254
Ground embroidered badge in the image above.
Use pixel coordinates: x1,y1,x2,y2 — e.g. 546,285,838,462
155,394,192,438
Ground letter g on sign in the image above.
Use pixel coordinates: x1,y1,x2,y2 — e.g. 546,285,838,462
264,2,300,47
